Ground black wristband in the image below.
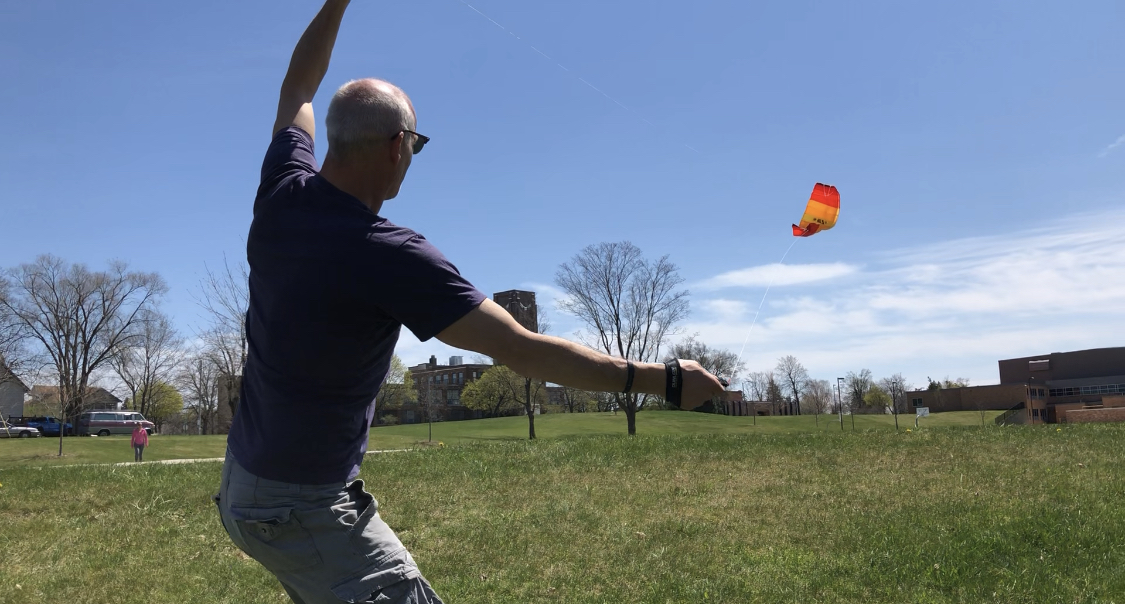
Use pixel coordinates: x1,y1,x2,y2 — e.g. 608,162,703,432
623,360,635,394
665,359,682,408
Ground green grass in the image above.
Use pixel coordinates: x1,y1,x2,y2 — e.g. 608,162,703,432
2,418,1120,603
0,410,999,469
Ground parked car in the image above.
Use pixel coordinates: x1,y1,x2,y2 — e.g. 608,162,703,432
0,421,41,438
7,416,74,437
75,411,155,437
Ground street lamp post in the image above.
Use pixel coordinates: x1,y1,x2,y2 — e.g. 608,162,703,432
837,377,845,431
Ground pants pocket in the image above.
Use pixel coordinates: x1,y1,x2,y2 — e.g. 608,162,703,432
329,548,426,603
228,505,323,572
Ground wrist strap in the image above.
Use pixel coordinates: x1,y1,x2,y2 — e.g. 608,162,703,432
623,360,635,394
665,359,682,408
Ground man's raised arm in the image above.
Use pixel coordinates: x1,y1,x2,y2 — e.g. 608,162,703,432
273,0,352,138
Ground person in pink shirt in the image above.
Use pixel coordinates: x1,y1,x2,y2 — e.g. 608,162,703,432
131,423,149,462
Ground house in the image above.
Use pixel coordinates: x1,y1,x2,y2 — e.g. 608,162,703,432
0,365,29,420
28,385,122,412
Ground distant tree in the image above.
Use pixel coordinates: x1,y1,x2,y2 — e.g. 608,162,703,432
0,255,166,456
136,382,183,432
375,355,414,421
461,365,525,417
415,378,444,442
111,310,182,419
775,356,809,416
743,371,771,402
765,375,785,414
555,241,689,435
846,369,873,413
804,379,833,425
556,385,597,413
877,374,912,430
864,384,892,414
668,334,746,384
178,350,220,434
193,255,249,426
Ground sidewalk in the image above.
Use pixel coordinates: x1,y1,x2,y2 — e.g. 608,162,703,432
26,448,411,470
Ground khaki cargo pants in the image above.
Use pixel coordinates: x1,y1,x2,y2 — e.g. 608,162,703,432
214,450,444,604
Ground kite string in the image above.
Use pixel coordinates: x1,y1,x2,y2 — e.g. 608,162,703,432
734,238,800,372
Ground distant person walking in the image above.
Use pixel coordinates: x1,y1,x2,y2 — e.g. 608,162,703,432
131,423,148,462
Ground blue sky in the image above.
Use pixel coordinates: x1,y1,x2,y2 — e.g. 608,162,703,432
2,0,1123,391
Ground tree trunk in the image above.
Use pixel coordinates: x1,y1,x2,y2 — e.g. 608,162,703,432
525,378,536,439
625,406,637,435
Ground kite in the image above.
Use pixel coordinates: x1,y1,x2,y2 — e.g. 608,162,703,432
791,183,840,237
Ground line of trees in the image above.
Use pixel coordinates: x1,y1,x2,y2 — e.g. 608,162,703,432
0,254,261,454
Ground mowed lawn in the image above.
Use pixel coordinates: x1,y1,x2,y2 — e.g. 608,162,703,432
0,410,999,468
1,417,1122,603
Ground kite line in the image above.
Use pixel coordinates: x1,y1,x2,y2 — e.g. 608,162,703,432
733,238,800,371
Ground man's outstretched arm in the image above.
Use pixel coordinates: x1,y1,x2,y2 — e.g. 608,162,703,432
436,300,726,408
273,0,352,138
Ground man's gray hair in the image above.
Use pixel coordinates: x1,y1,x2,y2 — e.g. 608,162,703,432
325,79,414,156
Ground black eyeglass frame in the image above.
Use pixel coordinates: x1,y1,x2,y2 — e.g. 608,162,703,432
398,130,430,154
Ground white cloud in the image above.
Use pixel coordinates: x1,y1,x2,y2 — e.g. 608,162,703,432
1099,133,1125,158
697,262,859,290
688,208,1125,387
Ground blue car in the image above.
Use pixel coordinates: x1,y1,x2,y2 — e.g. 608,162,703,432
11,416,74,437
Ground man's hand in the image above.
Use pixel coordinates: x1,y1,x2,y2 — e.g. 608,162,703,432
273,0,352,138
676,359,728,411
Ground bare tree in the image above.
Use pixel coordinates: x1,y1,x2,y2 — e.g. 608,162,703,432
774,355,809,416
846,369,873,416
178,350,221,434
111,310,182,418
555,241,689,435
804,379,833,425
416,377,444,442
0,255,165,455
556,385,596,413
877,374,912,430
191,256,249,427
668,334,745,384
743,371,771,402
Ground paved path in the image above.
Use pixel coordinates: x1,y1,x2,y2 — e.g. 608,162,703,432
24,448,411,470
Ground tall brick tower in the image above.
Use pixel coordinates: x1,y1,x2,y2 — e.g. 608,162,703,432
493,290,538,333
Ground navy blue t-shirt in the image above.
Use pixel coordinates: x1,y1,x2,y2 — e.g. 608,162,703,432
228,127,486,485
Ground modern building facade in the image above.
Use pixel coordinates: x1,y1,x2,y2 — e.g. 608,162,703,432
906,347,1125,424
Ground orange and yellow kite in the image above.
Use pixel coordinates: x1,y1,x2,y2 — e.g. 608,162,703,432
791,183,840,237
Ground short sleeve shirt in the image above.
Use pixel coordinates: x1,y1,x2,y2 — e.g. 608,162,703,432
227,127,486,485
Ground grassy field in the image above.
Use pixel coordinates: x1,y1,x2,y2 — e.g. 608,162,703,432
0,410,1000,468
1,416,1121,603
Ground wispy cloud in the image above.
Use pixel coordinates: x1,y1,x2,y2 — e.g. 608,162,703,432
696,262,859,290
1099,134,1125,158
687,209,1125,386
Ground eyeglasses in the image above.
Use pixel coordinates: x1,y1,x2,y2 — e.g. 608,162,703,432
400,130,430,154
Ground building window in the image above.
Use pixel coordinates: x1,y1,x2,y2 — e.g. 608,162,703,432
458,372,463,384
911,397,923,407
1032,409,1039,417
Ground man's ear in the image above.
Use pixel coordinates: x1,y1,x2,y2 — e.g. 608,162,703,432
388,132,405,163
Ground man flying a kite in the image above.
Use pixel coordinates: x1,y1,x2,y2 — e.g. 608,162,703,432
212,1,726,603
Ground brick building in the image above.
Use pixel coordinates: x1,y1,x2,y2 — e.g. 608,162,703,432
387,355,492,424
906,346,1125,424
